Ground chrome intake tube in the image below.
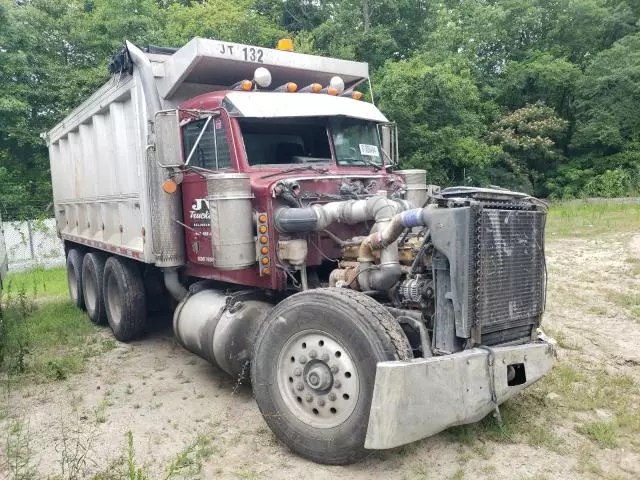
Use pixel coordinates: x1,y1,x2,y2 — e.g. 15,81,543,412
275,196,413,292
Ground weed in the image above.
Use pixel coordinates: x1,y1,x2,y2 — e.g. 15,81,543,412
164,434,217,479
126,431,150,480
576,420,619,448
450,468,464,480
56,415,100,480
4,419,36,480
125,384,134,395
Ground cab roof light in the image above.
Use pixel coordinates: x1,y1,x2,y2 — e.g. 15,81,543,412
300,83,323,93
274,82,298,93
232,79,253,91
341,89,363,100
277,38,294,51
322,86,339,96
253,67,272,88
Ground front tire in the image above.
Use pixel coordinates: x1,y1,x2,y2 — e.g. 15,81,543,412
103,257,146,342
66,248,85,310
251,288,412,465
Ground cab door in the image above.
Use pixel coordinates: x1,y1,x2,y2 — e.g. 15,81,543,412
181,111,238,267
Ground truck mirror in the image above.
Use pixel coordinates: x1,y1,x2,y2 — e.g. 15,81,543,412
379,122,399,167
154,110,183,168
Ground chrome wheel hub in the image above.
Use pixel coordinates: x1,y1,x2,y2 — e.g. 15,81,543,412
277,330,360,428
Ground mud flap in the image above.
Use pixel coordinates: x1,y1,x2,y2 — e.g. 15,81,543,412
364,342,555,449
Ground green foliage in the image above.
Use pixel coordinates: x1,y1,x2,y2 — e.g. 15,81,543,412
1,0,639,206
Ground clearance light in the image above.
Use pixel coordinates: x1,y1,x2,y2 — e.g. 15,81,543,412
275,82,298,92
277,38,294,51
254,67,272,88
341,89,363,100
162,179,178,194
233,79,253,91
257,211,271,276
329,76,345,94
300,83,323,93
326,86,338,96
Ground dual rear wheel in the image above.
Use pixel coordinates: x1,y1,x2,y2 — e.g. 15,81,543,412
66,248,146,341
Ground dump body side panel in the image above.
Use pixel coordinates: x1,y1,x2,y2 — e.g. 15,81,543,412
47,74,156,263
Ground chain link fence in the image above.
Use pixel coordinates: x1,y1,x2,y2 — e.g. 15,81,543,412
1,217,64,272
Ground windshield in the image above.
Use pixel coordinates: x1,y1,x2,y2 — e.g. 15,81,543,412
238,118,331,166
330,117,383,166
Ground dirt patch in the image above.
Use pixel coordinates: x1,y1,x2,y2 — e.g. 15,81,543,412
2,235,640,479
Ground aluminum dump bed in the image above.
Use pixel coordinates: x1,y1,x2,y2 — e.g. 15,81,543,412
44,38,373,266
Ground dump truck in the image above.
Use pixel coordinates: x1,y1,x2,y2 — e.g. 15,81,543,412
45,37,554,464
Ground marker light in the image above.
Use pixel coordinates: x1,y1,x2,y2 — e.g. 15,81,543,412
300,83,322,93
261,246,269,255
341,89,363,100
329,76,345,94
260,236,268,244
277,38,294,51
162,179,178,194
258,214,268,223
326,87,338,96
254,67,272,88
275,82,298,92
233,79,253,91
261,257,270,265
259,225,268,234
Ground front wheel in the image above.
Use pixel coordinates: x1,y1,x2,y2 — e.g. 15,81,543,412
251,288,412,465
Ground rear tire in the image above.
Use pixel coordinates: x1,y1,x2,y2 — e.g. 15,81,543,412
251,288,412,465
82,252,108,325
66,248,85,310
103,257,147,342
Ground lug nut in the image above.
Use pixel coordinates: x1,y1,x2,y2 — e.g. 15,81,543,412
294,367,302,376
318,399,325,407
306,394,313,402
296,382,304,391
299,355,307,364
334,380,341,388
309,350,317,359
330,365,339,374
328,393,336,401
321,353,329,362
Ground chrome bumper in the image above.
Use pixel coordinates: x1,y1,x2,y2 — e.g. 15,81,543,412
364,341,555,449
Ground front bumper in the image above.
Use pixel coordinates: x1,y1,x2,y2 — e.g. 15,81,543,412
364,341,554,449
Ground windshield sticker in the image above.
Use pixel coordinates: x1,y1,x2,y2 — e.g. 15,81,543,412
359,144,380,156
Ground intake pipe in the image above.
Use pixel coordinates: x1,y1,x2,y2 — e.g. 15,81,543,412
275,196,413,291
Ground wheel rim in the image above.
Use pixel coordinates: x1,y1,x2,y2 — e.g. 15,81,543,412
84,269,97,315
68,266,78,301
106,274,123,327
277,329,360,429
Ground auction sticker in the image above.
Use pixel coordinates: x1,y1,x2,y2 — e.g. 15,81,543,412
359,144,380,156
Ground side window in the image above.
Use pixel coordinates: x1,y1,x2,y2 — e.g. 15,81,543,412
182,116,233,170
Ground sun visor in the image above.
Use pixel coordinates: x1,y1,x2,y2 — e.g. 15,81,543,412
157,37,370,100
223,92,389,123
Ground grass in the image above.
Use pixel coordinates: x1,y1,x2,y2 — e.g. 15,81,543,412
1,267,115,383
4,266,68,299
546,200,640,238
576,421,619,448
